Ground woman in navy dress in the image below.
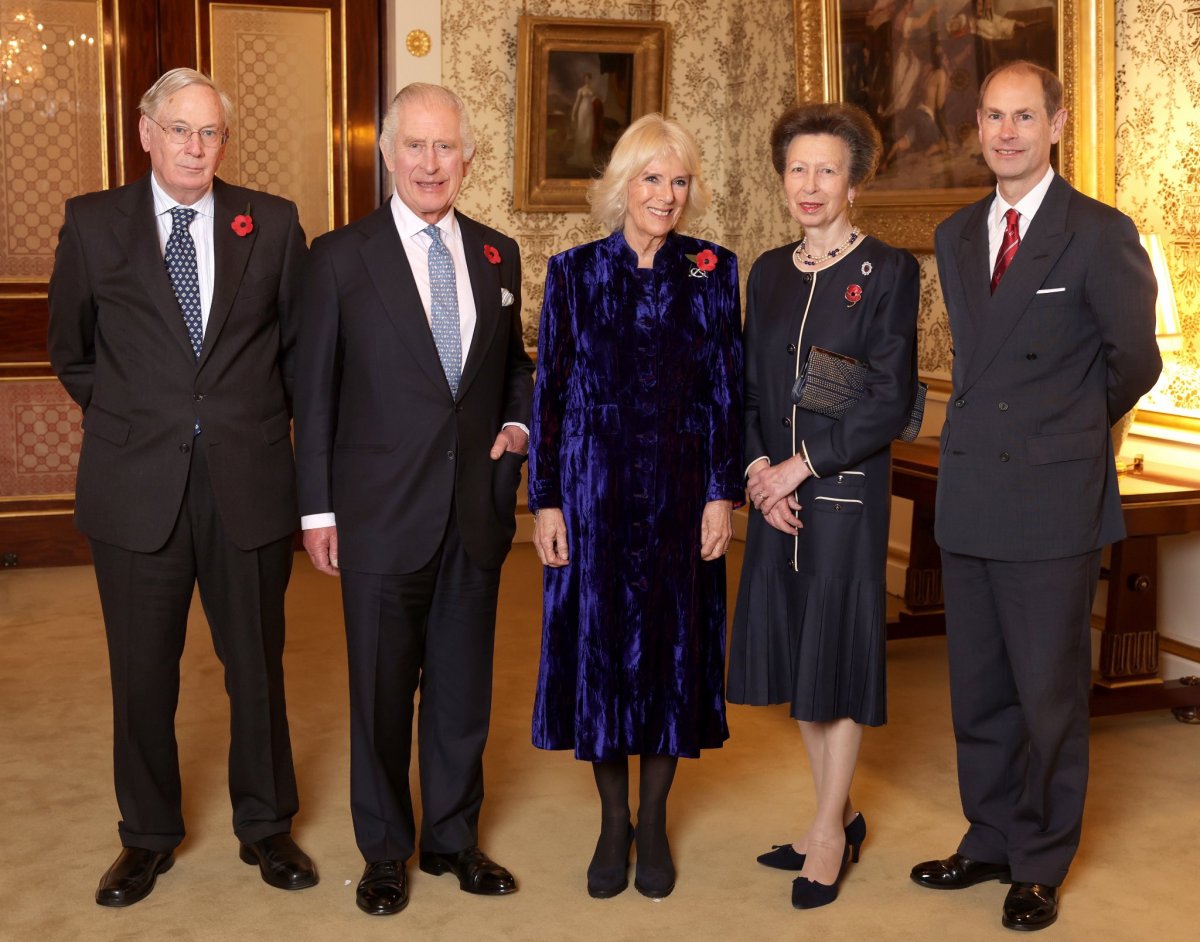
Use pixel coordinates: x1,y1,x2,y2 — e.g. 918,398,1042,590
528,114,743,900
728,103,919,909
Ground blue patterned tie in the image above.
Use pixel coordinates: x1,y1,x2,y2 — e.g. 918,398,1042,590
165,206,202,434
424,224,462,396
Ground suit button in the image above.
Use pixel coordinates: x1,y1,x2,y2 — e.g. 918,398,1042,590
179,443,190,453
787,343,797,355
446,450,455,460
1027,353,1038,360
834,502,843,511
954,398,965,408
782,416,791,427
836,474,845,484
999,452,1010,462
998,402,1009,411
193,393,204,401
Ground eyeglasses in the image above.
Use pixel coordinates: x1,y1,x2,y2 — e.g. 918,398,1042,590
148,117,228,148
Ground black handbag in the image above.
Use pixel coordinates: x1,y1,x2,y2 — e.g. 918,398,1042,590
791,346,927,442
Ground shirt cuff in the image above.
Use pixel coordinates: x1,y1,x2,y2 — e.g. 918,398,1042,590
502,421,530,437
744,456,769,479
301,512,336,529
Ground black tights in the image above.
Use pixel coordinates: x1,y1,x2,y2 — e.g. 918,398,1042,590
590,755,678,874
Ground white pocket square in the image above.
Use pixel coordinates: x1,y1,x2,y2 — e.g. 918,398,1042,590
501,288,515,306
1036,287,1066,294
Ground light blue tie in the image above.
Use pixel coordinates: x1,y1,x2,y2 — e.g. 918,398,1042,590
165,206,202,434
424,224,462,396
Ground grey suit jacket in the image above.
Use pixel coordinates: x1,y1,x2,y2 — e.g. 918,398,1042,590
933,174,1161,561
47,175,308,552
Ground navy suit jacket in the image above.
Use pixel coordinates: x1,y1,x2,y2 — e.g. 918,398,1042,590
292,203,533,574
933,174,1161,561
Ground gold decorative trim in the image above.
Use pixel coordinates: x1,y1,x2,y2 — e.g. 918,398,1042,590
405,28,431,57
794,0,1114,251
1161,637,1200,665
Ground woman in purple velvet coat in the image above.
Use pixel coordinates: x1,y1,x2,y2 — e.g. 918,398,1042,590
528,114,743,901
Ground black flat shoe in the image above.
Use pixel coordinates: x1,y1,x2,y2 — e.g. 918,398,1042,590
357,860,408,915
95,847,174,907
588,821,634,899
1002,882,1059,931
238,833,318,890
791,845,850,910
419,846,517,896
911,852,1012,889
758,812,869,870
633,823,675,899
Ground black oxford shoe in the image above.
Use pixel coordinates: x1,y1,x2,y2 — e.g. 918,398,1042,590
357,860,408,915
911,852,1012,889
238,833,318,890
419,846,517,895
95,847,174,907
1003,882,1059,931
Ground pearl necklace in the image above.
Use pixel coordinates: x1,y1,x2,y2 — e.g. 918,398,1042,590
795,227,861,267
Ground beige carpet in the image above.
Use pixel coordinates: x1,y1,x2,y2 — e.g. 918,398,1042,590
1,544,1195,942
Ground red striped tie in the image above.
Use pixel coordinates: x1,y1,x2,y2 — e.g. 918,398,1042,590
990,208,1020,293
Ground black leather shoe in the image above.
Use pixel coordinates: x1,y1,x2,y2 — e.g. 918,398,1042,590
1003,882,1059,931
95,847,174,907
419,846,517,896
911,853,1012,889
357,860,408,915
238,833,318,890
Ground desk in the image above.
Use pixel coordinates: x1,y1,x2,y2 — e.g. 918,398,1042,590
889,438,1200,720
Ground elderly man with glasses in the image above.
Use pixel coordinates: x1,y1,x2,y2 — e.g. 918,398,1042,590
48,67,316,907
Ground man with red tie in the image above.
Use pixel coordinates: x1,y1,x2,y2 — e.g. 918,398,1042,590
910,61,1161,931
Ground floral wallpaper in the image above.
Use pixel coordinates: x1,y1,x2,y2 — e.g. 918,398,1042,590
440,0,799,345
1115,0,1200,417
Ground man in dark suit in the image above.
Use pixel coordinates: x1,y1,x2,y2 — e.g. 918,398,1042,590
293,83,533,916
910,61,1162,931
47,68,316,907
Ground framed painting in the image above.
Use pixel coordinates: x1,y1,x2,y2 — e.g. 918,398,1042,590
794,0,1114,251
514,16,670,213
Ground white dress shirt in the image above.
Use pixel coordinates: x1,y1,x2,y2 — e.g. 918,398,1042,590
150,172,216,331
987,164,1056,266
391,197,478,363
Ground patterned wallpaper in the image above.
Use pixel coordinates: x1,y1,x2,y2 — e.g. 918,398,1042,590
440,0,799,345
1115,1,1200,417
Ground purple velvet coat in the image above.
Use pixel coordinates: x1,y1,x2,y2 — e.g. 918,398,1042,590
529,231,743,760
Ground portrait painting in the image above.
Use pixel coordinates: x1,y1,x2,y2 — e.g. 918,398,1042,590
515,16,669,213
793,0,1111,250
839,0,1058,191
544,51,634,180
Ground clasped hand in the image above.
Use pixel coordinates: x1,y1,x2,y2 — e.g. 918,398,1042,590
747,456,810,535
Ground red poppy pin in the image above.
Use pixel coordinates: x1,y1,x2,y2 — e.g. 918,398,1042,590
231,203,253,237
484,244,501,264
686,248,718,278
845,283,863,307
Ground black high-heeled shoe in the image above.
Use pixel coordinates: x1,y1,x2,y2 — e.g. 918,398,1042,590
757,812,868,870
587,821,634,899
791,844,851,910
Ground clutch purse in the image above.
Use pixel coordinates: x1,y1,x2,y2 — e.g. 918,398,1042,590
791,346,927,442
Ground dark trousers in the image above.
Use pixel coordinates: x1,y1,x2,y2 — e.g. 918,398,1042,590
940,548,1101,886
341,516,501,863
89,443,297,852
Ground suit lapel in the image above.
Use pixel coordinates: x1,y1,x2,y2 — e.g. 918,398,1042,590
359,202,452,395
200,178,254,368
960,177,1073,391
456,212,501,400
111,176,197,363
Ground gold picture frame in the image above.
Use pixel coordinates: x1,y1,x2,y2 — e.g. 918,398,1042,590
514,16,670,213
793,0,1114,252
